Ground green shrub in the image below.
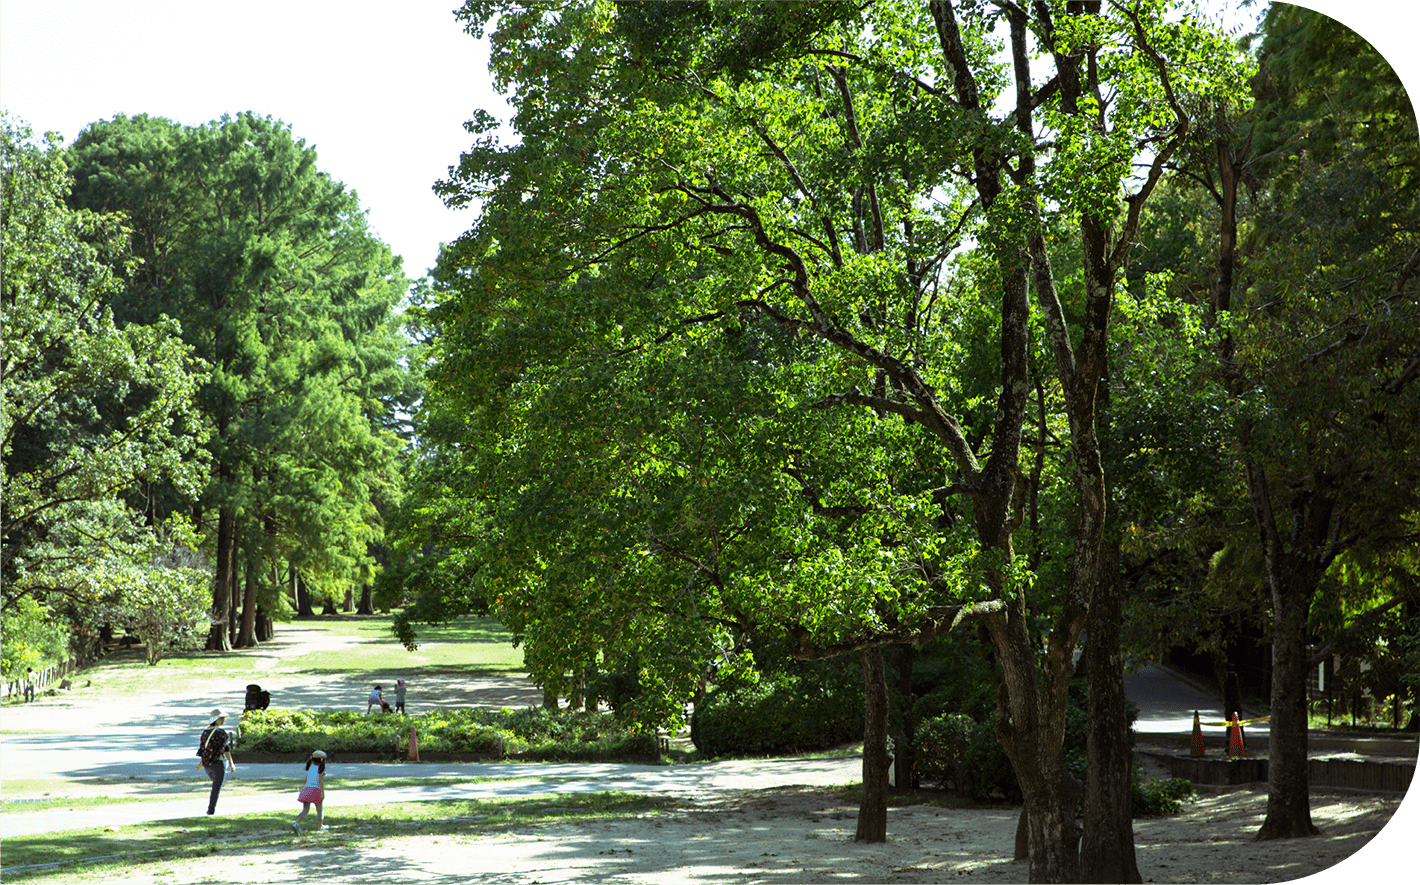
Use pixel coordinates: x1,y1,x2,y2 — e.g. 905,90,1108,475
914,713,975,790
913,686,1194,817
237,707,656,761
909,633,999,724
690,671,864,758
915,680,1094,803
958,716,1022,802
1132,773,1196,816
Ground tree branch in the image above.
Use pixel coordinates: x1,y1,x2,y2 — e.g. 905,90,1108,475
789,600,1007,660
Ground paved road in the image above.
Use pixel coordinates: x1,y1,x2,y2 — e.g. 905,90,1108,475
1124,664,1267,737
0,673,550,784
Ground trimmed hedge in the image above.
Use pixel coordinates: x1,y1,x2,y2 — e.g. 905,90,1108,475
690,672,864,757
913,687,1195,816
238,707,659,761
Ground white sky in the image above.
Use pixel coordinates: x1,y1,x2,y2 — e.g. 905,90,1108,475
0,0,506,278
2,1,1417,281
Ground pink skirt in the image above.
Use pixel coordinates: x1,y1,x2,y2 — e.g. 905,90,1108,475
298,786,324,805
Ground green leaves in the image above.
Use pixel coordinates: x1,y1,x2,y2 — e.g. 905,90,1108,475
400,0,1258,738
66,112,413,611
2,116,210,628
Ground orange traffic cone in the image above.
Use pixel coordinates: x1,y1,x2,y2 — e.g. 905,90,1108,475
1190,711,1205,757
1227,712,1245,758
407,726,420,763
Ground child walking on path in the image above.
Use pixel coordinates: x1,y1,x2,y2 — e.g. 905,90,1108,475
291,750,328,833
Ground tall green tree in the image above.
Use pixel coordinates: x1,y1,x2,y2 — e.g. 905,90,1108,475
2,114,209,659
66,113,411,650
413,3,1245,879
1238,6,1418,839
1177,5,1420,841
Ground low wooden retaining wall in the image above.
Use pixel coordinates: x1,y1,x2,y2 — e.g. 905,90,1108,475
1146,752,1415,793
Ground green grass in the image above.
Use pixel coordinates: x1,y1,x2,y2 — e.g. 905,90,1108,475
0,775,574,815
25,613,526,702
1,792,666,880
282,615,525,675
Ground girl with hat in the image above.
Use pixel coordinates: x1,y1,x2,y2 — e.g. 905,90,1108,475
291,750,328,833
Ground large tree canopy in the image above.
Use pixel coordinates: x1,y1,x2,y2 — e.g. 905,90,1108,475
401,2,1246,878
1,114,209,663
66,112,412,648
1214,4,1420,839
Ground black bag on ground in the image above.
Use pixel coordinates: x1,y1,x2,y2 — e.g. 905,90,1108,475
244,683,270,711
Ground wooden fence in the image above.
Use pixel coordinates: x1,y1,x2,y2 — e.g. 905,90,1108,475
2,656,87,700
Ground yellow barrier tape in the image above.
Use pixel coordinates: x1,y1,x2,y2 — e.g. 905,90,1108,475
1199,717,1270,727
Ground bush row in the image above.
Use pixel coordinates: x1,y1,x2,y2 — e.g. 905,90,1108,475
913,708,1196,816
690,670,864,758
238,707,659,761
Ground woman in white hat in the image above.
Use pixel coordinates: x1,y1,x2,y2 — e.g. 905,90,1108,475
291,749,328,833
195,709,236,815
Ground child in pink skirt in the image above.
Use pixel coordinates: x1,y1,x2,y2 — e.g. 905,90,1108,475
291,750,327,832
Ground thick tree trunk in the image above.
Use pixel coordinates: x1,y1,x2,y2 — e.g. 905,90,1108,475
1257,554,1326,839
857,646,890,842
205,506,236,651
891,643,916,792
1081,532,1142,883
256,607,274,642
988,606,1082,883
1246,461,1325,840
295,571,315,618
236,565,258,648
1255,574,1321,839
1015,806,1030,863
343,587,355,613
227,561,241,646
357,583,376,615
1020,765,1082,884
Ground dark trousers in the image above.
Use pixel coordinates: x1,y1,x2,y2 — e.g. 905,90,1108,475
204,762,226,814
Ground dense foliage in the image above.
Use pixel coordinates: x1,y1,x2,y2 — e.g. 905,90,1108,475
394,0,1250,873
1,115,210,671
690,667,865,758
64,112,414,649
239,707,659,761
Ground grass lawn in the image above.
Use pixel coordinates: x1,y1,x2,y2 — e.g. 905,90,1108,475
1,792,666,881
28,614,526,701
283,617,525,675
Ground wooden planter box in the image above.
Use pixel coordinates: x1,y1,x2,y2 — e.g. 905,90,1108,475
1146,752,1415,793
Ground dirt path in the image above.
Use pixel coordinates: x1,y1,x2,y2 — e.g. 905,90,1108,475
9,782,1410,884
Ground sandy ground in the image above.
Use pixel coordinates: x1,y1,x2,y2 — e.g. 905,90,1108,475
11,778,1408,880
4,622,1414,884
9,781,1408,885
